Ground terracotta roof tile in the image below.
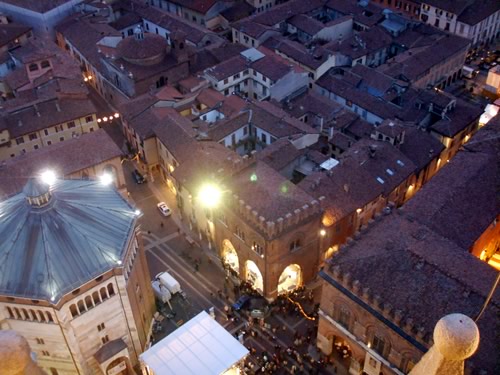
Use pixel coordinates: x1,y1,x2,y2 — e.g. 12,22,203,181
0,129,123,198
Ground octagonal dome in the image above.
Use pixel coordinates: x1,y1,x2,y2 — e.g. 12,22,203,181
116,33,167,66
0,179,138,303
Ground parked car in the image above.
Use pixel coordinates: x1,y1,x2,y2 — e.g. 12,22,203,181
132,169,146,184
157,202,171,217
232,295,251,311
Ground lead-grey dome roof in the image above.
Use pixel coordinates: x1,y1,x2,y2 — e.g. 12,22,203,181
0,179,137,303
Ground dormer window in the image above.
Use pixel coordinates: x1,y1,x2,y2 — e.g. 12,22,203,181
29,63,38,72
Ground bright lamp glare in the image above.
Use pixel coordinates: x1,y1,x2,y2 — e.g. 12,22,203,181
40,170,56,185
99,173,113,186
134,209,141,216
114,113,120,118
199,184,222,208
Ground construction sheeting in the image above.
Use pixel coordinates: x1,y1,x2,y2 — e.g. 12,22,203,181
141,311,248,375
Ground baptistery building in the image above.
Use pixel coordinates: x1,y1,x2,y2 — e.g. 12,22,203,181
0,178,155,375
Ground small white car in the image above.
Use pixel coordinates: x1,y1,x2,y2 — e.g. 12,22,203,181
157,202,171,217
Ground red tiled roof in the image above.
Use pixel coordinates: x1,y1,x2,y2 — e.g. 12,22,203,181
322,213,499,374
0,23,31,48
227,161,316,222
0,129,122,198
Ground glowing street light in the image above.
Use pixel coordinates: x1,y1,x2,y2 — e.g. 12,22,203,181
114,113,120,118
40,170,56,186
99,172,113,186
103,116,108,122
319,229,326,237
198,183,222,208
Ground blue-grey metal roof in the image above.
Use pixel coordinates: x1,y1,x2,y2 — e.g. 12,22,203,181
0,179,137,303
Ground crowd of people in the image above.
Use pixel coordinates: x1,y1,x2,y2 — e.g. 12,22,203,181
223,285,340,374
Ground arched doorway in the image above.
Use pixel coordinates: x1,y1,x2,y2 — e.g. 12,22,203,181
277,264,302,294
245,260,263,293
105,356,131,375
222,239,239,274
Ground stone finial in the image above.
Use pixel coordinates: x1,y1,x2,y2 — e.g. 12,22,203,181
409,314,479,375
0,331,46,375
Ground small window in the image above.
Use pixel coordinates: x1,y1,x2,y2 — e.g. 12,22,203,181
29,63,38,72
70,304,78,317
289,239,301,251
85,115,93,123
50,368,59,375
36,338,45,345
29,133,37,140
41,350,50,356
41,60,50,69
97,322,105,331
47,141,52,145
44,129,49,136
67,121,75,128
59,137,64,142
101,335,109,344
15,137,24,145
224,78,229,85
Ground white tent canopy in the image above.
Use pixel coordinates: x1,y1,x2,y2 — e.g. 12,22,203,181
140,311,249,375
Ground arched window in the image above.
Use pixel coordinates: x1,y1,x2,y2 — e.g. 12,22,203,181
100,287,108,301
337,305,352,330
21,308,29,320
29,309,38,322
366,327,391,359
84,295,93,310
92,291,101,306
28,63,38,72
77,300,85,314
289,238,302,251
38,310,46,322
41,60,50,68
6,307,13,318
46,312,53,323
107,283,115,296
14,308,21,319
70,304,78,317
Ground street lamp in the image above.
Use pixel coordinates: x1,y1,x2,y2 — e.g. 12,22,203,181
198,183,222,208
99,172,113,186
40,170,56,186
